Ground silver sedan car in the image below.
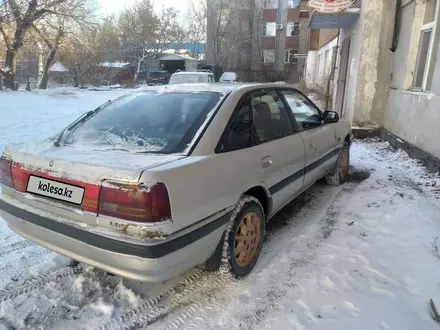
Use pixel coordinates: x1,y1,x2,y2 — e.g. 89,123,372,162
0,83,352,282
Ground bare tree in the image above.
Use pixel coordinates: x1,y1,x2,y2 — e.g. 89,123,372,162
206,0,234,67
206,0,268,81
156,6,185,46
57,23,97,86
133,4,186,80
0,0,96,90
0,0,60,89
186,0,207,59
245,0,272,82
33,23,64,88
33,1,96,89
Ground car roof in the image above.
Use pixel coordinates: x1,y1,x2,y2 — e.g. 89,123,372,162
142,82,293,94
220,72,237,77
171,71,212,76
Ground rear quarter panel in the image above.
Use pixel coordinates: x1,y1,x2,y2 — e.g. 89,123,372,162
140,154,265,232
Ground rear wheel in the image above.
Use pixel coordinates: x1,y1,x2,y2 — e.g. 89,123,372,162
222,196,265,278
325,142,350,185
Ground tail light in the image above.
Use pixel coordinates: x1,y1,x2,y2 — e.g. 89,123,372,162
98,181,171,222
147,76,151,79
0,156,13,188
11,164,28,192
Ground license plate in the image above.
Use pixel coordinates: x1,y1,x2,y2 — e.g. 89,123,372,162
26,175,85,205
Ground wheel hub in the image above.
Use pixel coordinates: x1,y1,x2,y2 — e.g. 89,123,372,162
234,212,261,267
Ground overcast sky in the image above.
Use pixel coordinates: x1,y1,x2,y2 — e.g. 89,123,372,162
98,0,189,17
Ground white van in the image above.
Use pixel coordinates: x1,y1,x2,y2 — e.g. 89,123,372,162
219,72,239,83
169,71,216,84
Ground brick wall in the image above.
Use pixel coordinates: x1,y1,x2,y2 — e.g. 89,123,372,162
285,36,300,49
263,9,277,21
309,29,320,50
308,28,339,51
318,29,339,48
287,9,300,22
262,37,276,49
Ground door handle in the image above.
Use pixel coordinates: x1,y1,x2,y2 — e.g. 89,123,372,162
261,156,272,169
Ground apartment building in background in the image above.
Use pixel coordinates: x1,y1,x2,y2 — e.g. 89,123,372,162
206,0,311,82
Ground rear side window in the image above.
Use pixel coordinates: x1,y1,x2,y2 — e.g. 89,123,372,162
250,90,294,142
64,92,222,154
218,96,257,152
217,89,295,152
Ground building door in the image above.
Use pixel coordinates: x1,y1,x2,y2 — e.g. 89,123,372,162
335,38,351,117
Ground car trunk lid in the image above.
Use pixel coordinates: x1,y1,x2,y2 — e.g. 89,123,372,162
2,141,184,220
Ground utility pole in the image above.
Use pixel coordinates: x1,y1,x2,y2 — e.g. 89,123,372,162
274,0,283,80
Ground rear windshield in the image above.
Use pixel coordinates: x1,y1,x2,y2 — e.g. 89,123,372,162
169,74,206,84
64,91,222,154
149,72,165,76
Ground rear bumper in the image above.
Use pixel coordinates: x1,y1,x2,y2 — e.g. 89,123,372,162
0,198,230,282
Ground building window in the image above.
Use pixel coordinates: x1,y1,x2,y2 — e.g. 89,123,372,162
286,22,299,36
413,28,432,88
287,0,300,8
413,0,438,89
264,0,278,9
285,50,298,64
263,50,275,63
264,22,277,37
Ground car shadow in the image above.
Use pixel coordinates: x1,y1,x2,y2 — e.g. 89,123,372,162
265,167,371,241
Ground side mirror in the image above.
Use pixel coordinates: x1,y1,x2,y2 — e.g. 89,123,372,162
323,111,339,123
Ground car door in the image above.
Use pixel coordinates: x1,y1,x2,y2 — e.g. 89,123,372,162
279,89,339,189
217,89,305,215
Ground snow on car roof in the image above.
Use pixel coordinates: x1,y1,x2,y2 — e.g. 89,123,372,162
172,71,212,75
141,82,292,94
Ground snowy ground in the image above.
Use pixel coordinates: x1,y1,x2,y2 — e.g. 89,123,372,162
1,88,440,329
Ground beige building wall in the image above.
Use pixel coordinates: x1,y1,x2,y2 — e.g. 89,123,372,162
384,0,440,159
351,0,396,127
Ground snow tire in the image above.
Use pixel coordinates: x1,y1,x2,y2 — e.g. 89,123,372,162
325,141,350,186
220,195,265,278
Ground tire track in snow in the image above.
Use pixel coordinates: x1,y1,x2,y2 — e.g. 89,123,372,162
155,182,361,330
0,245,56,288
98,184,341,330
0,264,84,303
98,269,215,330
0,239,35,258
